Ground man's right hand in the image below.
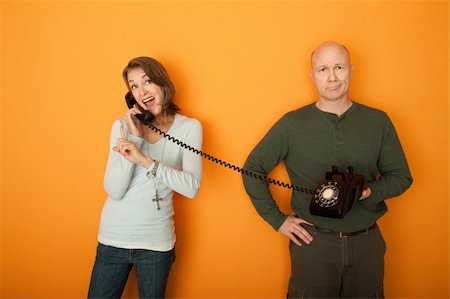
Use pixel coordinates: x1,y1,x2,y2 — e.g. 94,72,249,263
278,215,314,246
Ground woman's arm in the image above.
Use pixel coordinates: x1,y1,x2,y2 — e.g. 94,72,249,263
156,119,203,198
103,120,145,200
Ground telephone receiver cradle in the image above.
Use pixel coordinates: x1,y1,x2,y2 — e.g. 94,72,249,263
310,166,366,218
124,92,366,214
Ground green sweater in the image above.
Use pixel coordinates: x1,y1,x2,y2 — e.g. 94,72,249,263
243,102,413,233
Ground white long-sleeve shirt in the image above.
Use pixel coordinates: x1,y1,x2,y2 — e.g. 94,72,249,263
98,113,202,251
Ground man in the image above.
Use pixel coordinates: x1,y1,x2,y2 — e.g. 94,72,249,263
242,41,412,298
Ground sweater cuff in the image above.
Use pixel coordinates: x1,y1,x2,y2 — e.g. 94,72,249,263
271,214,288,231
362,182,383,204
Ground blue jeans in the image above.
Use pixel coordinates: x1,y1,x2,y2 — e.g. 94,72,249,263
88,243,175,299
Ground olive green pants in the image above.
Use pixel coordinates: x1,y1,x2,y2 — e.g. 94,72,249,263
288,224,385,299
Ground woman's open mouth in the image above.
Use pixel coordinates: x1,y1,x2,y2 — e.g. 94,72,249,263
142,97,155,108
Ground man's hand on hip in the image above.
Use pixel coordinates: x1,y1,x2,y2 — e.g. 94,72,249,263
278,215,313,246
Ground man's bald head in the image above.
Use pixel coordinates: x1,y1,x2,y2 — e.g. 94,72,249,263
309,41,353,103
311,41,351,69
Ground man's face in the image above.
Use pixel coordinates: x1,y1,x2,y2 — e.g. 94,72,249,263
310,44,353,102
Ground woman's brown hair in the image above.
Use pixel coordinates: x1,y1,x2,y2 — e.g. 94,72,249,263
122,57,180,115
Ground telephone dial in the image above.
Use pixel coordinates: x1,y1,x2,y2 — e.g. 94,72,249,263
310,166,366,218
125,92,366,218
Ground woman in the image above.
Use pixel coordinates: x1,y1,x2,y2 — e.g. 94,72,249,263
88,57,202,298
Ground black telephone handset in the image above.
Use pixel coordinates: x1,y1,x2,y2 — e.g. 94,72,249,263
310,166,366,218
125,92,155,124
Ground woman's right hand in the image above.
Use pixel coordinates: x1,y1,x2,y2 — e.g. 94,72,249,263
125,104,144,137
113,125,152,168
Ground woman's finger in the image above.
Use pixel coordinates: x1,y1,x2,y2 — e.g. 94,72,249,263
119,125,127,139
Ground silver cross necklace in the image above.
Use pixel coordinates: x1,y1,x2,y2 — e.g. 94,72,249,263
147,137,166,210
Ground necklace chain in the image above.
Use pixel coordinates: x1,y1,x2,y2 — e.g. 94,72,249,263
147,136,167,210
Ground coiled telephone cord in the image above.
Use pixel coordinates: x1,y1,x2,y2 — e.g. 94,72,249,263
149,124,314,194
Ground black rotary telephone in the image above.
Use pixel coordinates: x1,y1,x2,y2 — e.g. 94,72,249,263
125,92,366,218
310,166,366,218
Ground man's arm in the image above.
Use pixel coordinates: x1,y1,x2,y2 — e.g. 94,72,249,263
242,116,293,230
365,115,413,204
242,115,313,246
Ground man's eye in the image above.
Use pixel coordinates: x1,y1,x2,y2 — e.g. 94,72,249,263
336,66,343,70
319,68,326,72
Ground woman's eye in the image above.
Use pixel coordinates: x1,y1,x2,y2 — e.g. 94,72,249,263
130,85,137,90
145,79,152,85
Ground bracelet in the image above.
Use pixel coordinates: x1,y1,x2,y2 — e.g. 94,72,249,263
146,160,159,178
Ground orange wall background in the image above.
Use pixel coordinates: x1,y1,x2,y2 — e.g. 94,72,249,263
1,1,448,298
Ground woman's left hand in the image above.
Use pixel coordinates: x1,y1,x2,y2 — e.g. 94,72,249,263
113,125,152,168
